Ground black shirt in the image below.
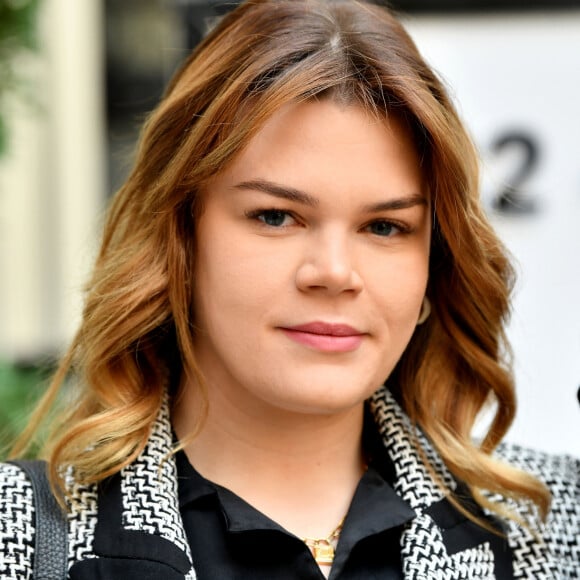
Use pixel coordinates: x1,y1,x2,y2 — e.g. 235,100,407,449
176,454,415,579
176,416,416,580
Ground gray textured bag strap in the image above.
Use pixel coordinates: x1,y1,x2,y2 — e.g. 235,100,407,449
10,460,68,580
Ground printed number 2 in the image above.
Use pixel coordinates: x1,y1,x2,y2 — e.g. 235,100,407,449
491,131,539,215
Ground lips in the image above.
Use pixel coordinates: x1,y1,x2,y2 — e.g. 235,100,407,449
279,321,366,353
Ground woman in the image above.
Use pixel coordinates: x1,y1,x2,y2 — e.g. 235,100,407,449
1,0,578,578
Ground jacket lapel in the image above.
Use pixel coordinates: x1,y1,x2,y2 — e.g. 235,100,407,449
370,388,456,510
66,397,196,579
371,387,501,579
370,386,561,580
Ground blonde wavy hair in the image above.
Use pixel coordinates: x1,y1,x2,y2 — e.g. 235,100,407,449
14,0,549,519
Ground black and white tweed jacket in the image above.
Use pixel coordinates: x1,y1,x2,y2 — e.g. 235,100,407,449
1,386,579,579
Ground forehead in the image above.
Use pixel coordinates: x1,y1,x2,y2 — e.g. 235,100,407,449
212,98,425,199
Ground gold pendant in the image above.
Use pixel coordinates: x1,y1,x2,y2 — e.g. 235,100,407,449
312,541,335,565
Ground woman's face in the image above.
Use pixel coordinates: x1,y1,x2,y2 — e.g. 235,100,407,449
192,99,431,418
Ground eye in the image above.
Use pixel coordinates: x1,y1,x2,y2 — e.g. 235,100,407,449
247,209,296,227
365,220,403,237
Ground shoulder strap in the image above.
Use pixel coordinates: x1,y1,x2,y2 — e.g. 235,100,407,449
9,460,68,580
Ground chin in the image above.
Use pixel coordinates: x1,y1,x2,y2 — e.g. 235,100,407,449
265,376,381,416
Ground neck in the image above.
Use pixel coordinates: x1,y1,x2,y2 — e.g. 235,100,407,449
172,379,366,539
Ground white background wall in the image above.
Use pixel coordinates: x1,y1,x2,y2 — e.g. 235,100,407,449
405,12,580,456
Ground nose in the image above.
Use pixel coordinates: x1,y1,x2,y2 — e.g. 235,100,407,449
295,230,363,296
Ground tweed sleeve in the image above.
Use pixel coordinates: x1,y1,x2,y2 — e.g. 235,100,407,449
496,443,580,579
0,462,35,580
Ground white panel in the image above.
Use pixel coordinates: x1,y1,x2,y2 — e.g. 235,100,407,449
0,76,51,359
45,0,106,345
405,12,580,455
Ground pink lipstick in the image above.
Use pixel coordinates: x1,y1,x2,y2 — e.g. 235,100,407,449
280,322,365,353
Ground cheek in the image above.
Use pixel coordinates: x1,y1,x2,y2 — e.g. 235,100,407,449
193,230,284,330
364,251,429,312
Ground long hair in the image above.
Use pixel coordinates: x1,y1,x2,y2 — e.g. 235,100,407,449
14,0,549,518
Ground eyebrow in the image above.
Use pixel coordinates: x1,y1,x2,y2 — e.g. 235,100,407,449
234,179,319,207
361,194,428,213
233,179,427,212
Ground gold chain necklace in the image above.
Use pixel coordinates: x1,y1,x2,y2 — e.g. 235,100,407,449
301,516,346,566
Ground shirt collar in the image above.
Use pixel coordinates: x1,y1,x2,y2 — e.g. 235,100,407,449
177,446,414,538
176,448,217,508
345,463,414,536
